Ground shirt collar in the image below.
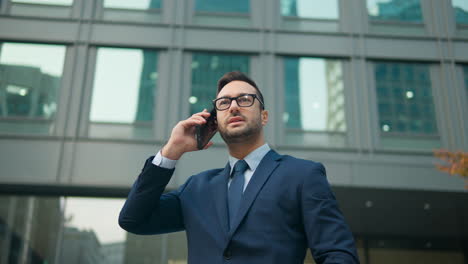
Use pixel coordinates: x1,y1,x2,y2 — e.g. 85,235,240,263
228,143,271,174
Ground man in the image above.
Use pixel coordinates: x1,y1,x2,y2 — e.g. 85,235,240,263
119,71,359,264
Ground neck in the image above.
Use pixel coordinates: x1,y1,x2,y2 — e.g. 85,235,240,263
227,134,265,160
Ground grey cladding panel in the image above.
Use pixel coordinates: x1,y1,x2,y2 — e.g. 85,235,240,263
0,18,78,43
353,162,464,191
320,161,353,186
71,142,157,186
366,37,438,60
0,139,61,183
184,28,262,52
90,24,171,47
276,33,351,56
454,41,468,61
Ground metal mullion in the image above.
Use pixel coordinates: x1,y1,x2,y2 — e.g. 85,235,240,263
77,46,97,138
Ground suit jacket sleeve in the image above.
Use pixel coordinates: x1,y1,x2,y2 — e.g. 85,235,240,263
302,162,360,264
119,156,191,235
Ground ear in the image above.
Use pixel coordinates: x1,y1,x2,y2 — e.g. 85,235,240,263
261,110,268,126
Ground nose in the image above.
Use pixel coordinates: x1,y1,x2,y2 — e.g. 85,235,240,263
228,99,240,112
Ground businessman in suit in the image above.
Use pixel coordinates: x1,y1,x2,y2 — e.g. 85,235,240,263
119,71,359,264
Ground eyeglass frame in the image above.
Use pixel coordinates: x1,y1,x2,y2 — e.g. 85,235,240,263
212,93,265,111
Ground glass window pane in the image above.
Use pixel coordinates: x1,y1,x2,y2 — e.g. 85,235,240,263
11,0,72,5
103,0,161,10
284,57,345,131
0,42,65,123
90,48,157,123
367,0,423,23
374,62,438,137
0,196,188,264
453,0,468,24
89,48,157,139
0,196,62,264
281,0,339,19
283,57,346,147
195,0,249,13
189,53,249,115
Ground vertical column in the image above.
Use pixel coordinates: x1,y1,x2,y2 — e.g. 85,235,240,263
0,197,17,264
60,45,95,185
155,49,186,142
437,63,468,150
160,234,168,263
254,0,279,145
421,0,439,37
430,63,454,149
19,197,35,264
348,0,375,152
0,0,11,14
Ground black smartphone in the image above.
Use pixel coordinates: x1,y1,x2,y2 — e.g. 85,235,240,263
195,108,218,150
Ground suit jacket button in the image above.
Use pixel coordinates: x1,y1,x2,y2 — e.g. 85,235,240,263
223,249,232,260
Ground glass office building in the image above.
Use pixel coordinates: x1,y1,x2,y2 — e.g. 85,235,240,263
1,0,468,263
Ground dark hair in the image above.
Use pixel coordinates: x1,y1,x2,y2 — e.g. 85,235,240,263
216,71,265,110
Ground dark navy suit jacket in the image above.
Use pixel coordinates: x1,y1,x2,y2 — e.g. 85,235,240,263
119,150,359,264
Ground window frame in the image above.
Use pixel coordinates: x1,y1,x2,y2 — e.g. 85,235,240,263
0,41,72,137
80,45,161,140
277,55,354,149
368,60,443,152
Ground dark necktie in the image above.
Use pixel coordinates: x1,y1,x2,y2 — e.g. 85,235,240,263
228,160,248,230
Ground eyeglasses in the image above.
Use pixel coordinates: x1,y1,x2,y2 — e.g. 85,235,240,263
213,94,264,111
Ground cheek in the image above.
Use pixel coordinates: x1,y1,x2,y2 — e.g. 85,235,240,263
216,114,225,125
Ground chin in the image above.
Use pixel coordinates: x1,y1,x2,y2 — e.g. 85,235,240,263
219,127,254,144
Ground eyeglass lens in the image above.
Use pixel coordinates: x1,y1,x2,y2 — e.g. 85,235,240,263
216,95,254,110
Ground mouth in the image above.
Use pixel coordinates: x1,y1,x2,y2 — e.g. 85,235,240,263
228,116,245,125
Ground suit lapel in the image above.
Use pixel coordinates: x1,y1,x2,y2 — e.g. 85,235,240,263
228,150,282,236
211,163,231,235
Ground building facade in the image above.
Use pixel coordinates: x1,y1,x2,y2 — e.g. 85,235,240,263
0,0,468,263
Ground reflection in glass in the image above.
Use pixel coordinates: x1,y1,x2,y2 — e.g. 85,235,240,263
284,57,345,132
59,198,125,264
453,0,468,24
283,57,346,147
103,0,161,10
11,0,72,5
374,62,437,136
190,53,249,115
367,0,423,22
281,0,339,19
0,196,62,264
195,0,249,13
90,47,157,124
0,42,65,119
0,196,189,264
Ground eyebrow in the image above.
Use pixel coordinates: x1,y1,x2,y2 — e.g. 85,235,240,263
217,93,251,99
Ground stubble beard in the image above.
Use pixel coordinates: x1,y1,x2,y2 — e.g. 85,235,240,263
219,115,262,144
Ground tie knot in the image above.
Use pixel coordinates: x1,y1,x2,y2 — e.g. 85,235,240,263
233,160,249,174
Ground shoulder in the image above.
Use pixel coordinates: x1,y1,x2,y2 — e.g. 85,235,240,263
279,154,326,173
277,154,332,196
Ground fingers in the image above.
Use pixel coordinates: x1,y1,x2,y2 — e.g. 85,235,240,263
181,118,205,128
192,110,211,119
203,141,214,150
181,110,211,128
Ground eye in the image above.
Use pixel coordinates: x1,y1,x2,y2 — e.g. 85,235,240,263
238,96,252,103
218,98,230,106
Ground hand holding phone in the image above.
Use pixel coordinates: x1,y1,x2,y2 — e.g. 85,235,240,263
195,108,218,150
